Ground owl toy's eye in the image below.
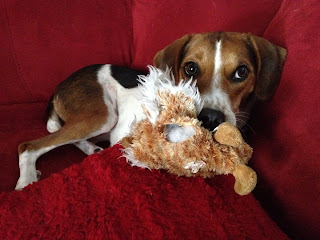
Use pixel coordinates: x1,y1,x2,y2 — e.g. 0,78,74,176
184,61,200,78
233,65,249,82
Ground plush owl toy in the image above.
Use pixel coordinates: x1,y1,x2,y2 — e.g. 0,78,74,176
121,67,257,196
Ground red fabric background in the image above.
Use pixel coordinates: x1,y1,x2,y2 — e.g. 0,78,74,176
0,0,134,104
131,0,282,69
0,0,319,239
251,0,320,239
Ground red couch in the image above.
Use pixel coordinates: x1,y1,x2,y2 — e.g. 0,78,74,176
0,0,319,239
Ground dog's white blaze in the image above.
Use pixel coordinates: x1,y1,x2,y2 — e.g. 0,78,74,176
213,40,222,87
202,40,236,125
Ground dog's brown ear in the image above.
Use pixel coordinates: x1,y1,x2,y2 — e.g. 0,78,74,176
153,34,192,80
249,36,287,101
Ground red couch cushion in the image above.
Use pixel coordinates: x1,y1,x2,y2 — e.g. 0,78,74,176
0,0,134,104
0,145,288,240
1,0,319,238
251,0,320,239
131,1,320,238
131,0,282,69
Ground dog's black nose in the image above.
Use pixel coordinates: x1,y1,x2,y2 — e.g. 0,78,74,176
198,108,225,131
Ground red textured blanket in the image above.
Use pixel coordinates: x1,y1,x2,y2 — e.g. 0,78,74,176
0,145,287,240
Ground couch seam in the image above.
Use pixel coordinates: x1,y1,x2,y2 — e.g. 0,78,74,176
262,0,286,36
3,1,33,101
129,0,135,68
0,100,48,107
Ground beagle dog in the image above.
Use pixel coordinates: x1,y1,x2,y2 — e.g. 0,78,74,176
15,32,286,190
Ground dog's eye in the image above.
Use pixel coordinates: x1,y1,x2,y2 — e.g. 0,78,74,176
233,65,249,82
184,62,200,78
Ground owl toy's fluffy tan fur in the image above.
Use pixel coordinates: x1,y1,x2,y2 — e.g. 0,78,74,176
122,67,257,195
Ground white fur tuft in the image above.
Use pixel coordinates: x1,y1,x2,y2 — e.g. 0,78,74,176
138,66,203,123
165,124,196,143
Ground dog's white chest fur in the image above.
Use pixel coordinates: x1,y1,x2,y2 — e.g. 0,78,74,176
97,65,146,146
109,87,145,146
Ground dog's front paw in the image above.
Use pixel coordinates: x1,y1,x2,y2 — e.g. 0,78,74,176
15,169,40,190
94,147,104,153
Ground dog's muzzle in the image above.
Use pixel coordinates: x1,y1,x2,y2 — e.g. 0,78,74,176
198,108,225,131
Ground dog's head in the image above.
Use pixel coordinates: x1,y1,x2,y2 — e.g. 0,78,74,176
153,32,287,130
